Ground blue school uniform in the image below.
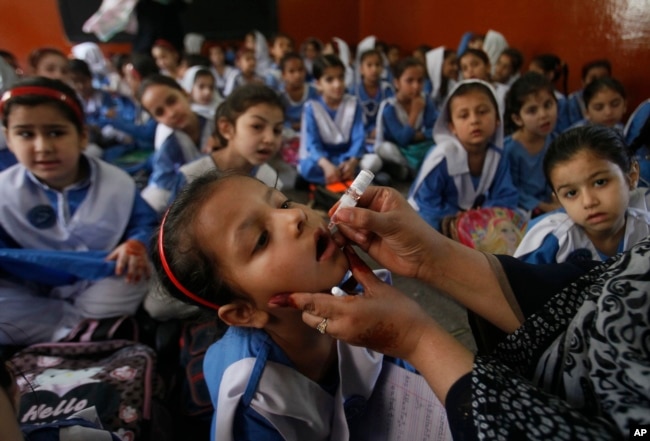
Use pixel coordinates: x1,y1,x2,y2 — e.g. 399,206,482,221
408,80,518,230
0,155,158,344
298,95,366,184
514,188,650,264
264,62,282,91
279,84,319,130
141,114,212,212
504,134,554,212
0,144,17,171
211,65,236,96
565,90,585,127
625,99,650,187
351,80,394,140
203,271,422,441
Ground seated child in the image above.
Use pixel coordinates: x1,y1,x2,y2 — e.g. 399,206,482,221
70,42,111,90
151,39,183,82
459,48,508,114
408,80,519,230
298,54,382,185
207,43,236,96
243,29,272,77
351,49,394,145
492,47,523,87
264,32,294,91
504,72,561,217
277,52,318,168
68,58,138,161
222,48,265,97
300,37,322,83
566,59,612,127
425,46,458,112
27,47,69,82
180,65,223,119
152,171,417,440
375,57,437,177
138,74,213,213
566,76,627,133
0,77,157,345
515,125,650,264
528,54,571,132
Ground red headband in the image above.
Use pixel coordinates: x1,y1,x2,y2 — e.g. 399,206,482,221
0,86,84,126
158,209,220,311
153,39,178,53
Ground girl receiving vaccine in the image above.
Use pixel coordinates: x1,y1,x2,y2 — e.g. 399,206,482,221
408,80,518,230
515,125,650,264
504,72,561,217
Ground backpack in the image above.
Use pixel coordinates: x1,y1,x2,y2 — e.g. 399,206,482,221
10,339,171,441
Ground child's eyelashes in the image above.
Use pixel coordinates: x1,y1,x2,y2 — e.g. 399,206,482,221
594,178,608,187
254,231,269,252
280,199,294,209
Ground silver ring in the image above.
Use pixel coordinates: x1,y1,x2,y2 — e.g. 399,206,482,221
316,318,328,334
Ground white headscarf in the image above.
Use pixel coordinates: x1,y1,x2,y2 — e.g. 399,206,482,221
71,42,109,77
482,30,508,77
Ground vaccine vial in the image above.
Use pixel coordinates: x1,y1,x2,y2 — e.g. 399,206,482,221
328,170,374,232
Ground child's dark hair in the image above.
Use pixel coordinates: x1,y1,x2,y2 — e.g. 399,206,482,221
193,67,215,84
130,53,159,81
500,48,524,74
112,53,131,76
447,81,500,122
1,76,85,132
312,54,345,80
269,32,293,47
581,59,612,82
301,37,323,54
213,83,284,146
152,170,247,313
414,44,432,56
182,53,211,69
27,47,66,71
583,76,626,108
68,58,92,79
543,125,633,187
530,54,568,95
137,73,184,102
504,72,556,134
459,48,490,67
279,52,303,72
360,49,382,65
391,56,424,81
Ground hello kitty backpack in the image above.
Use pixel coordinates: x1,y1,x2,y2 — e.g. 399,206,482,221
10,339,172,441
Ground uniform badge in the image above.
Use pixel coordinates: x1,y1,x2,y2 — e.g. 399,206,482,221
27,205,57,229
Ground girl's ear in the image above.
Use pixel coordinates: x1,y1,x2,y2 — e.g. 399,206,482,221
217,116,235,141
511,112,523,128
218,300,269,329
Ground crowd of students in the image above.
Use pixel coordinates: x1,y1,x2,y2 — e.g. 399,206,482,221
0,27,649,440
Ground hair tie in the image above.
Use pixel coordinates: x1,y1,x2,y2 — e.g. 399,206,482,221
158,209,220,311
0,86,84,126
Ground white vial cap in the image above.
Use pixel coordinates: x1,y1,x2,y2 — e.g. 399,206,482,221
350,170,374,193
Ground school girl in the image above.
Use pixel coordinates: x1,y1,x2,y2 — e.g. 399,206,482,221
566,76,627,133
425,46,458,112
565,59,612,127
207,44,236,96
298,54,382,185
351,48,394,143
375,57,437,177
458,48,509,115
27,47,69,82
504,72,560,217
151,39,183,81
515,126,650,264
0,77,158,345
153,171,419,440
408,80,519,231
528,54,571,132
263,33,294,91
180,65,223,119
278,52,319,133
492,47,523,87
138,74,213,213
222,48,265,97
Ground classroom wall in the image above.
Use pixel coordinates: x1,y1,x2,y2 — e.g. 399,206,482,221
2,0,648,112
355,0,650,113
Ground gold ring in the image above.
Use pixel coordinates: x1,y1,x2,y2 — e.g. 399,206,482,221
316,318,328,334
